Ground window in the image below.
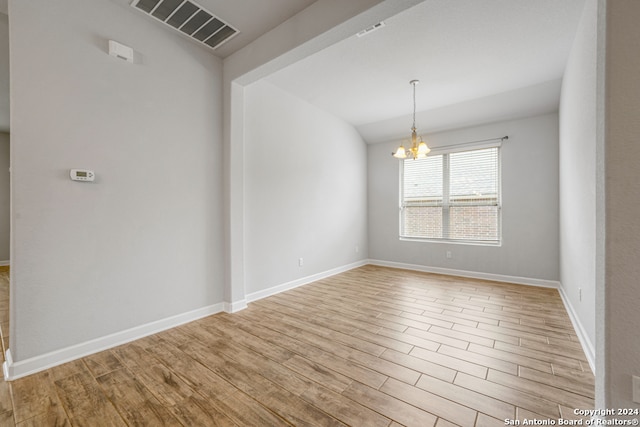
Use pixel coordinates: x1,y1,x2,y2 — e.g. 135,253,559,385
400,146,501,244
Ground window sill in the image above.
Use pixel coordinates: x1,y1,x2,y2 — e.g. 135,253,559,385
399,236,502,247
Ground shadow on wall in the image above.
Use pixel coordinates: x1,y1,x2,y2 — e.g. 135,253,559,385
1,11,9,266
0,133,8,266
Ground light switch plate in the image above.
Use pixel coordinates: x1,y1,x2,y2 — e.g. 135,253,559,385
633,375,640,404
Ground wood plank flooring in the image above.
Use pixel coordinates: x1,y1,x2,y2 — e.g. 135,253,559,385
0,265,594,426
0,266,8,361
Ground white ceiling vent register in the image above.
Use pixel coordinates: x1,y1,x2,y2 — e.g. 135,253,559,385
356,21,385,38
130,0,239,51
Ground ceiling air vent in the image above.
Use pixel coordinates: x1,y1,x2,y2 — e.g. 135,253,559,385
356,21,385,38
131,0,239,51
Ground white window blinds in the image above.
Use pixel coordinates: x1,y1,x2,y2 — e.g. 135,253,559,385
400,146,501,243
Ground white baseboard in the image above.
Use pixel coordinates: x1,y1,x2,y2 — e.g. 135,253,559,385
3,303,225,381
246,259,369,303
3,259,366,380
368,259,561,289
369,259,595,373
0,261,9,267
557,285,596,374
224,300,248,313
2,349,12,379
5,259,591,381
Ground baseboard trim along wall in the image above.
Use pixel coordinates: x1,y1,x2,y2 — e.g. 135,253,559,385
3,258,595,380
246,260,369,303
3,303,225,381
224,300,248,314
557,286,596,374
0,261,9,267
368,259,561,288
368,259,596,373
3,260,368,380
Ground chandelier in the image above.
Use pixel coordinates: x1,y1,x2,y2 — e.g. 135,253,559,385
392,80,430,159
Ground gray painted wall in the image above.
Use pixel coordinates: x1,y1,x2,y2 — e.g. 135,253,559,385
0,132,8,262
9,0,224,361
222,0,422,308
559,0,597,360
243,81,368,295
0,12,8,133
602,0,640,411
368,113,560,282
0,13,8,264
0,11,8,263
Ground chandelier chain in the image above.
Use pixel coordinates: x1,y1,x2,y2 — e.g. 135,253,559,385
412,82,416,129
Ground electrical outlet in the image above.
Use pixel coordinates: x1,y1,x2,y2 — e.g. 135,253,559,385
633,375,640,404
298,258,304,267
446,251,452,259
355,246,359,253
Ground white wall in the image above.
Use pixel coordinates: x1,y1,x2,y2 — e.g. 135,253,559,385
9,0,224,363
0,12,8,132
243,81,368,296
561,0,640,410
0,11,9,263
0,133,8,263
222,0,422,309
368,114,560,283
602,0,640,411
559,0,597,364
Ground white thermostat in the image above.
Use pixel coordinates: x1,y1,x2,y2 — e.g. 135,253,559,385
70,169,95,182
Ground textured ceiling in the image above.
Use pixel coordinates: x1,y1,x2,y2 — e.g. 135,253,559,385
265,0,586,143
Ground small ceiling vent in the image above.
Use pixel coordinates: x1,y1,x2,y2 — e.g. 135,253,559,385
356,21,385,38
131,0,239,51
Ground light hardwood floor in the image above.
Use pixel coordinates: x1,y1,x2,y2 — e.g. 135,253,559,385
0,266,8,362
0,265,594,426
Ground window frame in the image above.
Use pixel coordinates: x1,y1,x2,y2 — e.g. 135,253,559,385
399,142,502,246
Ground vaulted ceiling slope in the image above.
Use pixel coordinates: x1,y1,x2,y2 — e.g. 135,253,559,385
265,0,586,144
122,0,318,58
2,0,586,140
